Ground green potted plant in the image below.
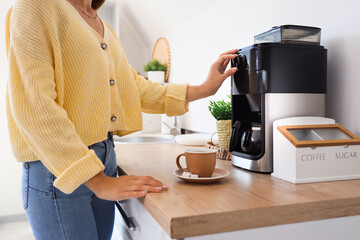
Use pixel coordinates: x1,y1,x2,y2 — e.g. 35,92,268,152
144,59,167,83
208,96,232,150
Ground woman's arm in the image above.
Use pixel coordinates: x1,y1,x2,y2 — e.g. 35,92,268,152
186,49,238,102
129,65,189,117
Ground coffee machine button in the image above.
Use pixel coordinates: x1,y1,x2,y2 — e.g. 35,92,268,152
236,53,247,71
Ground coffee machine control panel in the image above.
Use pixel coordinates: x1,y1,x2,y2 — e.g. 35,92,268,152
233,50,247,71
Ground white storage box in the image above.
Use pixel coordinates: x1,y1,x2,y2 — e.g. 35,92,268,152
272,117,360,183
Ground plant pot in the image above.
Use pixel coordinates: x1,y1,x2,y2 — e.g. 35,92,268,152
216,119,232,150
147,71,165,83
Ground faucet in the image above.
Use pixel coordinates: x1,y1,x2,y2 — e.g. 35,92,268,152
162,117,180,136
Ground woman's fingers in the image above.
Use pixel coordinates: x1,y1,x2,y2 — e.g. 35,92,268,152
219,49,238,57
218,49,239,70
132,177,169,192
135,176,163,188
216,54,237,65
120,175,168,193
142,176,163,185
222,59,230,72
127,175,162,185
129,184,164,193
121,190,148,200
223,67,238,79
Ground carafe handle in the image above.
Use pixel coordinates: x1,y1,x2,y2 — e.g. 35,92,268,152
229,121,241,152
241,129,252,152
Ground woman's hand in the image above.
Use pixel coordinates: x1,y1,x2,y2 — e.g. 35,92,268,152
85,172,168,201
186,49,238,102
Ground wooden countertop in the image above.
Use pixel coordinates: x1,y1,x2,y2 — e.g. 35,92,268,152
115,143,360,239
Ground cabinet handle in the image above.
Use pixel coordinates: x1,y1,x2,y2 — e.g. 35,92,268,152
115,201,137,231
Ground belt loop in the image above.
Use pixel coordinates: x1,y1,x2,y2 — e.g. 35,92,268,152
108,131,114,147
52,174,56,200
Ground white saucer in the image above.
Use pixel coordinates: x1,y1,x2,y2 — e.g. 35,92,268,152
175,134,218,146
173,168,230,183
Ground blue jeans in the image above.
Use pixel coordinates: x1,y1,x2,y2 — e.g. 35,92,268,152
22,132,117,240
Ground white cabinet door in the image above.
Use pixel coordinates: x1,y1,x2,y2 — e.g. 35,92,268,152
115,199,172,240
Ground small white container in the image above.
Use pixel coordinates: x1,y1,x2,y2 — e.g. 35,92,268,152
272,117,360,183
147,71,165,83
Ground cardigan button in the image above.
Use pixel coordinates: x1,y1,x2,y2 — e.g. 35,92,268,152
111,115,117,122
101,43,107,50
109,79,115,86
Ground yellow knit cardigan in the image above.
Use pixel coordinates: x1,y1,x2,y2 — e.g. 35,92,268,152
5,0,189,194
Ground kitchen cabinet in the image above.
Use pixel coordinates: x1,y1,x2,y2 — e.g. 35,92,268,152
115,201,360,240
115,199,171,240
114,143,360,239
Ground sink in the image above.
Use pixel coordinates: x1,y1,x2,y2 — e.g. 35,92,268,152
114,134,175,144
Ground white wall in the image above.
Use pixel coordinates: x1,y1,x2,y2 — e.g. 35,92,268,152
116,1,150,76
119,0,360,136
0,0,21,217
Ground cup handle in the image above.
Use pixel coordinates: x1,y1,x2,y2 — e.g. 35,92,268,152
176,153,187,172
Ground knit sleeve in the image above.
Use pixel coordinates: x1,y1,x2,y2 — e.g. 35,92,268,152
6,1,104,194
130,66,189,116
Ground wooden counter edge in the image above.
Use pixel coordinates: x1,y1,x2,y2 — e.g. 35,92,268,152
138,196,173,236
167,197,360,239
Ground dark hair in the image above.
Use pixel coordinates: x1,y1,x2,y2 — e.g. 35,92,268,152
92,0,105,10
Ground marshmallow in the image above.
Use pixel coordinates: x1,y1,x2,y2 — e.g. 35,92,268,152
190,174,198,178
182,172,191,177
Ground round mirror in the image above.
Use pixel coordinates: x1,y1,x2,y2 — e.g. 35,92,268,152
152,38,171,83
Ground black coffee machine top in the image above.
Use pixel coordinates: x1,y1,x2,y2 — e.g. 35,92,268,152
231,43,327,95
229,25,327,173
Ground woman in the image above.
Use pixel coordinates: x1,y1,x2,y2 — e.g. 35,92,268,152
5,0,238,239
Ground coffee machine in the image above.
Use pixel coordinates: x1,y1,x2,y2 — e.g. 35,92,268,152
229,26,327,173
